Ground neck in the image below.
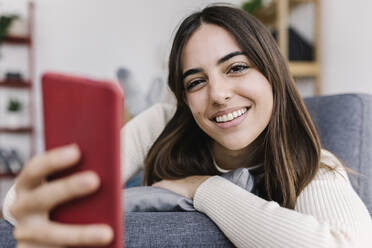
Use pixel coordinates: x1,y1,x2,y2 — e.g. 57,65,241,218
212,135,264,170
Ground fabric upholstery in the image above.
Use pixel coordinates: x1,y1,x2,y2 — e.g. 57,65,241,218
304,94,372,215
1,93,371,247
0,213,234,247
125,168,255,212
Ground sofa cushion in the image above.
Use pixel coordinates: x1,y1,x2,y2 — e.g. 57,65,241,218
125,167,256,212
304,93,372,215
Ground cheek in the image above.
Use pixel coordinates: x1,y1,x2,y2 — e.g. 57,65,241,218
186,94,212,133
185,93,208,116
238,73,273,107
259,82,274,116
190,108,205,128
237,76,273,124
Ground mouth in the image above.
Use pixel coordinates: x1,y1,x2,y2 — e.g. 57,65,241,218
212,107,250,123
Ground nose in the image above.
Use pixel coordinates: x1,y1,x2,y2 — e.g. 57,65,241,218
209,74,232,105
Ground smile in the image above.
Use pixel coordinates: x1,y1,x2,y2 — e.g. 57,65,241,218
214,107,248,123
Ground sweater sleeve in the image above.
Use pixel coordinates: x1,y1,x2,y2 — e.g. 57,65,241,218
2,102,176,226
121,103,175,184
193,150,372,248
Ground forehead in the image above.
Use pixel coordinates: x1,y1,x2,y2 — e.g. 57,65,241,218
181,24,242,70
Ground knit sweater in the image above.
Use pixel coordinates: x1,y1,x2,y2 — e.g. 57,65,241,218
3,103,372,248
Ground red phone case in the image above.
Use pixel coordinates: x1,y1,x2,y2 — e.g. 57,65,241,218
42,72,124,248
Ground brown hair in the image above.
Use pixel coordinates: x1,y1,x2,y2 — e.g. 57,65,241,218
144,4,322,209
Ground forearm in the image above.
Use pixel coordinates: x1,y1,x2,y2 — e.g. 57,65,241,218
194,174,371,248
122,103,176,184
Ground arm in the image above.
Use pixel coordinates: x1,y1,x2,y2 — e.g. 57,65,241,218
122,103,175,184
7,145,113,247
193,151,372,248
2,102,176,225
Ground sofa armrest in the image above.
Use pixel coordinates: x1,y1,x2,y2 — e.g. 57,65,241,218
0,212,234,247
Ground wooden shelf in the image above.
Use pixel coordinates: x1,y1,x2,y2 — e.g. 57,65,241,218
3,35,31,45
0,173,18,179
249,0,321,94
0,1,35,186
292,0,314,2
0,127,33,134
289,62,319,77
0,80,31,88
253,0,307,26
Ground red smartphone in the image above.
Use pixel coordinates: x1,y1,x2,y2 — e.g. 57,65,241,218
42,72,124,248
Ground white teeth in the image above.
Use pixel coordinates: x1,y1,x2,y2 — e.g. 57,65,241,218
214,107,248,123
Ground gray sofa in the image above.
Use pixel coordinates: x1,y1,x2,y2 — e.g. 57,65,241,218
1,93,371,247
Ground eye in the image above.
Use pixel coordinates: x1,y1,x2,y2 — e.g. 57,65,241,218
185,79,206,91
227,64,249,74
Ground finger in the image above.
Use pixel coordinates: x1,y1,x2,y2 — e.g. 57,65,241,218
14,223,113,247
16,144,81,189
17,241,63,248
151,179,164,187
19,171,100,212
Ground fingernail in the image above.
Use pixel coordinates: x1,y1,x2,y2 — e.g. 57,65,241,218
80,172,99,188
91,227,113,242
63,144,79,159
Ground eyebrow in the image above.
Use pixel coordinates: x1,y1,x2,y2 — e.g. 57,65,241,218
182,68,203,80
217,51,245,65
182,51,246,80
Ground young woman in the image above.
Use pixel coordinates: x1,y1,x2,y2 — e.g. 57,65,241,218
4,4,372,248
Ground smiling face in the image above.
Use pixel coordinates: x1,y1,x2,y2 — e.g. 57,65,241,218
181,23,273,152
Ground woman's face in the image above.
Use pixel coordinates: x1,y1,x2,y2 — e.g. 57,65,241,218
181,24,273,151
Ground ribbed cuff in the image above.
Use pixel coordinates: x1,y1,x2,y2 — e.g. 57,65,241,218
2,184,17,226
194,176,230,212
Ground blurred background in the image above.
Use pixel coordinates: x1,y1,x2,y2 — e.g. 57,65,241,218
0,0,371,210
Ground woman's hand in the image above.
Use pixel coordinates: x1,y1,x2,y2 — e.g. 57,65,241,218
152,175,211,199
10,144,113,247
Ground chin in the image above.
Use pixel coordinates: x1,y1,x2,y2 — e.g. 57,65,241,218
214,130,263,151
217,139,252,151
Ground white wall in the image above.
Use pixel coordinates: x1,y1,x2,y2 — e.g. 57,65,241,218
292,1,372,96
1,0,242,155
322,0,372,94
1,0,372,155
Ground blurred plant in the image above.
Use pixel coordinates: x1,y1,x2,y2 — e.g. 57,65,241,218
0,15,18,43
242,0,274,14
241,0,263,14
7,98,23,112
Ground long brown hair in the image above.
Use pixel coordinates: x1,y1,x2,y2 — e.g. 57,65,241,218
144,4,322,209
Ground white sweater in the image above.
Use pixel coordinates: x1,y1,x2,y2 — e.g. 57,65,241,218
3,103,372,248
